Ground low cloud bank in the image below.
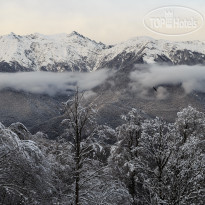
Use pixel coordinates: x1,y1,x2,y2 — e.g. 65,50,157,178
130,65,205,98
0,69,112,96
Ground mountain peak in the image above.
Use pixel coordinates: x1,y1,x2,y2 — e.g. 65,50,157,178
9,32,16,36
69,31,85,38
7,32,22,41
129,36,155,42
68,31,104,47
8,32,20,38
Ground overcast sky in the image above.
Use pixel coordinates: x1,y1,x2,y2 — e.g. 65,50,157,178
0,0,205,44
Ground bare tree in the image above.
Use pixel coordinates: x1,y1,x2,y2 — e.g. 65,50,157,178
62,88,102,204
61,88,132,205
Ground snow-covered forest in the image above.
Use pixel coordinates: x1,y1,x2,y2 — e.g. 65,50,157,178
0,90,204,205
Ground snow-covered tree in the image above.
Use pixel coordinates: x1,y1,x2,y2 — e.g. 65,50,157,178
109,106,205,204
61,88,100,204
137,117,176,204
136,107,205,204
61,89,130,205
108,108,144,204
167,134,204,205
170,106,205,204
0,123,54,205
175,105,205,143
1,99,204,205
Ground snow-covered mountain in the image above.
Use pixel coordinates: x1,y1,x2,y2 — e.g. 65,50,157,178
95,37,205,69
0,31,106,72
0,32,205,72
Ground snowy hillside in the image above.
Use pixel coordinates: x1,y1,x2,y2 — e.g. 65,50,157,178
0,32,205,72
0,31,106,72
94,36,205,69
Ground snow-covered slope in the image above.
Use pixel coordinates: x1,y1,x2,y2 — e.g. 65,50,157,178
0,32,205,72
94,36,205,70
0,31,106,72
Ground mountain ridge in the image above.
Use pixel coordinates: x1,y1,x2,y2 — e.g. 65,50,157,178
0,31,205,72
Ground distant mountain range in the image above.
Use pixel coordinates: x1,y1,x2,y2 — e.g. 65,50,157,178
0,31,205,72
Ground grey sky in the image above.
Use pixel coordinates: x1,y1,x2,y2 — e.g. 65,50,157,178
0,0,204,43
